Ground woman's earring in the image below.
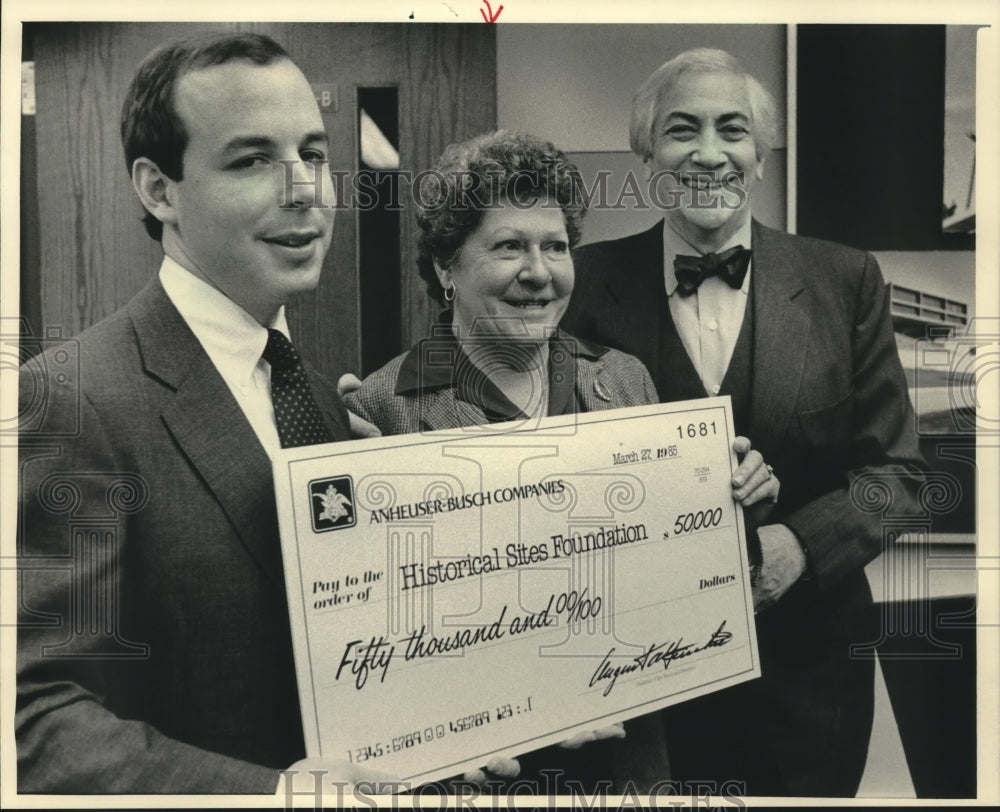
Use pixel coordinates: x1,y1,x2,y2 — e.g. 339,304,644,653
443,284,456,303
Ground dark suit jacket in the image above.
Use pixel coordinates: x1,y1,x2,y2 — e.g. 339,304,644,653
17,278,351,793
563,220,925,794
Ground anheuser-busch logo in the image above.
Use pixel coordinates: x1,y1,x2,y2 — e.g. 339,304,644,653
309,475,356,532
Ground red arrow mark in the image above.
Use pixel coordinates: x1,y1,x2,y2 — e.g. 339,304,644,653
480,0,503,23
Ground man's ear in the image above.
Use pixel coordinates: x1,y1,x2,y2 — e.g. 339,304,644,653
131,157,179,227
754,155,766,181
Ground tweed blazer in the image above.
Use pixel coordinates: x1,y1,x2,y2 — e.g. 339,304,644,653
17,278,351,793
344,324,667,791
345,330,658,434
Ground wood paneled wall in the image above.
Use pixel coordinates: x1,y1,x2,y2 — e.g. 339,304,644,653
25,22,497,378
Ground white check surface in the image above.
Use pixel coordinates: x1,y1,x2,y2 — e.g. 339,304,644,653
274,397,759,784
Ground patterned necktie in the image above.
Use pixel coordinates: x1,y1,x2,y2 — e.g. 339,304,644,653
673,245,751,297
263,329,333,448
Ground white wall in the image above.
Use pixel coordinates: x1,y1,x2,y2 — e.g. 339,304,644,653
497,24,787,153
495,24,788,242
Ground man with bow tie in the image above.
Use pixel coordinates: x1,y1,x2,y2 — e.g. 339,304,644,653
562,47,924,796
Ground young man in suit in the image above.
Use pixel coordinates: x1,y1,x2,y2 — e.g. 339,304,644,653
562,48,925,796
16,32,385,793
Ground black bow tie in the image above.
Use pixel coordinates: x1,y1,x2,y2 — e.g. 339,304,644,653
673,245,751,297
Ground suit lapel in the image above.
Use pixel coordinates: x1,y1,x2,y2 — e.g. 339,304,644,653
129,279,286,587
418,389,490,431
602,222,712,404
303,361,352,442
748,221,812,454
604,223,665,376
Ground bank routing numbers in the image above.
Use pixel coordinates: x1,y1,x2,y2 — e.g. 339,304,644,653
347,698,534,764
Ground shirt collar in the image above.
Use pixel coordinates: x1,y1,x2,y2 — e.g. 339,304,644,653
158,255,289,387
663,219,754,297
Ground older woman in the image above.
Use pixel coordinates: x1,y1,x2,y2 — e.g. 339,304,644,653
348,131,659,429
344,130,779,789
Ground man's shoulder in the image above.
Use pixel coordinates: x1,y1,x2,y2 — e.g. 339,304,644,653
17,308,135,438
20,282,166,380
570,223,663,311
17,281,179,434
754,222,870,265
574,222,661,268
753,221,880,301
21,306,135,383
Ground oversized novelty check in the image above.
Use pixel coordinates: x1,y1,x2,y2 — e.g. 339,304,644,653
273,397,759,785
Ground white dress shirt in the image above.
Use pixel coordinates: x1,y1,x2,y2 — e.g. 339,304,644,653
663,220,753,396
159,256,286,457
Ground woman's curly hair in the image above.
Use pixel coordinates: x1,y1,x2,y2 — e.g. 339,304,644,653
415,130,587,304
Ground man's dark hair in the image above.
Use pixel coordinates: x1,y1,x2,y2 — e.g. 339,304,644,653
120,32,291,241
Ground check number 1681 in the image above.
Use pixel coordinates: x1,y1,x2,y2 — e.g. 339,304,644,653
677,421,717,438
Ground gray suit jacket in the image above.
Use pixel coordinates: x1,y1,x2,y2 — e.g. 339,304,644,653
17,278,351,792
565,220,924,590
564,219,926,794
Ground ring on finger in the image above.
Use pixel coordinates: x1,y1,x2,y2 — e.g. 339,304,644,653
764,464,774,480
